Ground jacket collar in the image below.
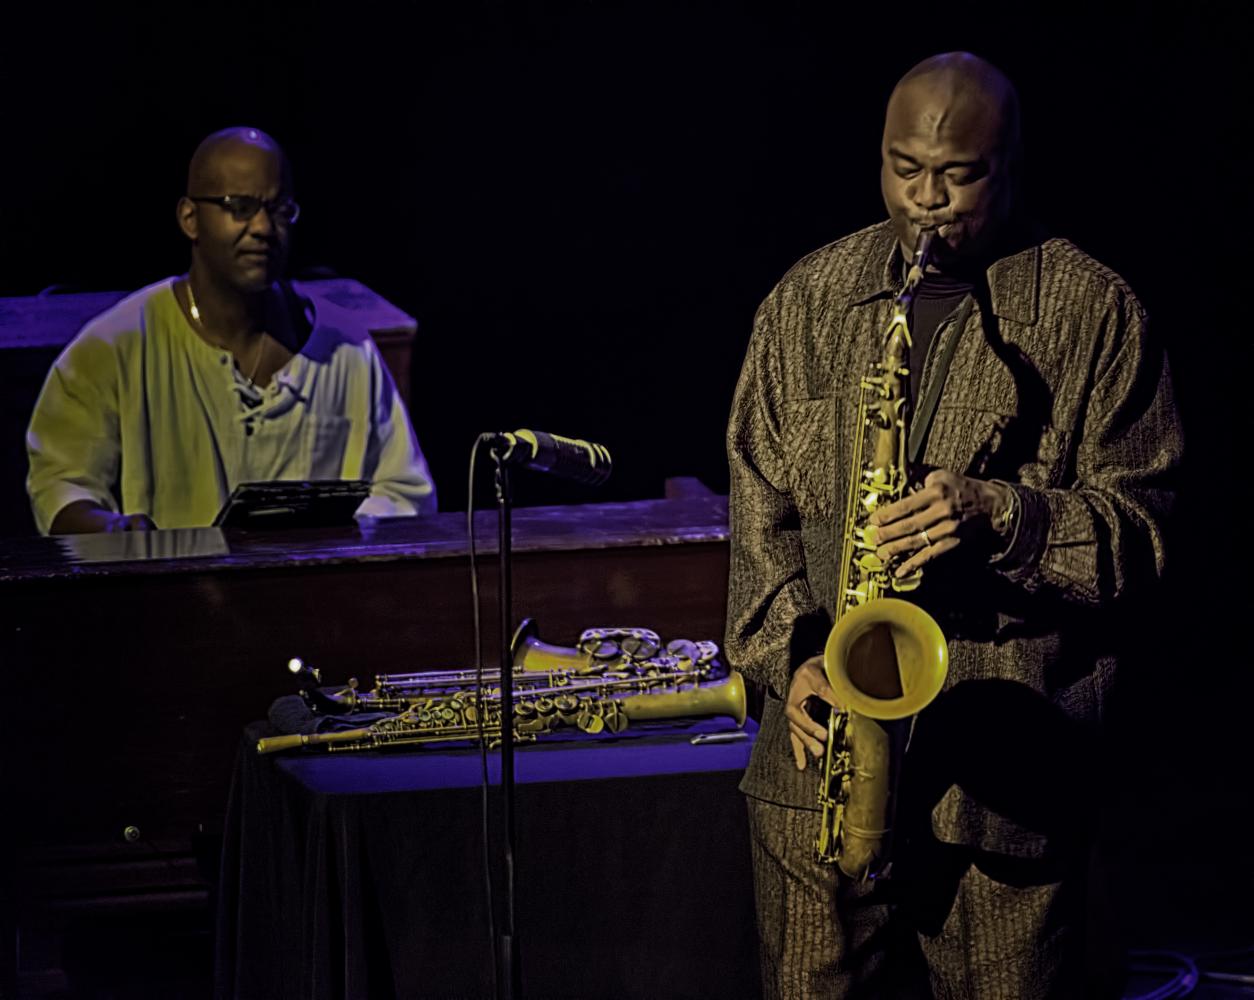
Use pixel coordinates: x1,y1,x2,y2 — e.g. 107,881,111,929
849,220,1040,325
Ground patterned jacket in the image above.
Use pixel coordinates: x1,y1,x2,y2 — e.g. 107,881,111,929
726,220,1181,858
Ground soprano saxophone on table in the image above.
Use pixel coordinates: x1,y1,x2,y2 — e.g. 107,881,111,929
814,229,950,879
303,622,715,711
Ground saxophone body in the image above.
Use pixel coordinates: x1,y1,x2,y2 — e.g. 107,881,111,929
814,230,949,878
318,621,715,711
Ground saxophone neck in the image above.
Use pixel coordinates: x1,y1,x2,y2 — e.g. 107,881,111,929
907,228,936,283
892,229,936,322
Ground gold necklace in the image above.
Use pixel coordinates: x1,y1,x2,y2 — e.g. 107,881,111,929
185,279,267,383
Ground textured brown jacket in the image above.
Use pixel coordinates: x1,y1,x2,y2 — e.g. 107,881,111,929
726,220,1181,859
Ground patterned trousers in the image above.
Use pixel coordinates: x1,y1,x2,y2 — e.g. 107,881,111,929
746,798,1122,1000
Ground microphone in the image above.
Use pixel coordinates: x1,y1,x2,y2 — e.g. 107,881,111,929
492,429,612,487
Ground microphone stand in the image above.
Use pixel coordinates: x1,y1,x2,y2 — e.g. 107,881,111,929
481,427,609,998
490,447,520,1000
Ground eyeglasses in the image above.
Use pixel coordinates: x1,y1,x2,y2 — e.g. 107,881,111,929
189,194,300,225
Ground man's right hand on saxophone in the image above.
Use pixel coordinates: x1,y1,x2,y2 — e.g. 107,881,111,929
784,654,837,770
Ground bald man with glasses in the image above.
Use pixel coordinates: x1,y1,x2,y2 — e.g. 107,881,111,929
27,127,436,534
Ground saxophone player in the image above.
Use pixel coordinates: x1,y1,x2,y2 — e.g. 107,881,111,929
726,52,1180,999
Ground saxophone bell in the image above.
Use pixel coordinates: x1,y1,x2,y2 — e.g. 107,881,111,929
825,599,947,722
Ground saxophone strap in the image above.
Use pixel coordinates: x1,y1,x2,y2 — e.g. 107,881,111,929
907,294,976,465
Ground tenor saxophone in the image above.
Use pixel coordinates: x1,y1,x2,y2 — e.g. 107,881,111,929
814,230,949,878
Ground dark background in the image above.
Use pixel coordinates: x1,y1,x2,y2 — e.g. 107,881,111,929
1,0,1248,968
2,2,1242,512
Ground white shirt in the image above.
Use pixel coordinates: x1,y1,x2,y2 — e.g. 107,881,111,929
26,278,437,533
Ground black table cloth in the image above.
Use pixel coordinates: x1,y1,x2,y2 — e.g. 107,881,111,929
215,719,762,1000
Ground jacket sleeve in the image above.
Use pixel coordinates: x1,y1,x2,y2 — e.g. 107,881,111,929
992,290,1182,606
725,291,825,698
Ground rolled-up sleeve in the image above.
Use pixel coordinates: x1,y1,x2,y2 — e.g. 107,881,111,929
356,341,437,517
26,333,123,534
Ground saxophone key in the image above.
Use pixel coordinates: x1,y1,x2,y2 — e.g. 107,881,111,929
577,711,605,734
857,553,885,573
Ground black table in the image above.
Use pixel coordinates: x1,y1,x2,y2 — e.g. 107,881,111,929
215,718,762,1000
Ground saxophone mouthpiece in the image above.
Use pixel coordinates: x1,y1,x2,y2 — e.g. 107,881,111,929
903,230,936,289
912,228,936,263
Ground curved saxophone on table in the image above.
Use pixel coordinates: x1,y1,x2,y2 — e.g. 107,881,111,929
257,621,746,754
814,230,950,879
311,621,721,711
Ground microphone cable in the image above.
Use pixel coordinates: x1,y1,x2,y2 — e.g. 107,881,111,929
1126,950,1199,998
1126,945,1254,997
467,431,498,998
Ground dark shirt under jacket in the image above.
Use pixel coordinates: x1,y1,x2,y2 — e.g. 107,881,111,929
725,220,1181,860
909,272,972,405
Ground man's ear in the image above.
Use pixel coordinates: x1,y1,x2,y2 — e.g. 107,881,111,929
176,197,198,241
